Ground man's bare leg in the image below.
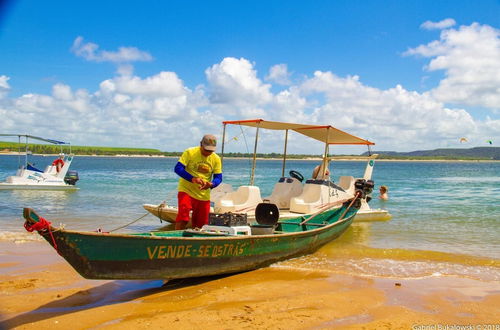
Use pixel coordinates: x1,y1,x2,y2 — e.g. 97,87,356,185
175,221,188,230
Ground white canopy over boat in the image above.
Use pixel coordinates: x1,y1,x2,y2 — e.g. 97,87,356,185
221,119,374,145
221,119,374,185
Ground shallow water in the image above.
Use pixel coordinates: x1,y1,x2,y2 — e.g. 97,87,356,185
1,155,499,280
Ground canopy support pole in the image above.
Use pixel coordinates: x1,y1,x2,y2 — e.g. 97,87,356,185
322,128,330,178
25,136,28,168
221,123,227,167
282,129,289,177
17,135,21,168
250,125,260,186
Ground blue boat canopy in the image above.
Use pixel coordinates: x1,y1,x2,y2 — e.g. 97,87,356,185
0,134,70,145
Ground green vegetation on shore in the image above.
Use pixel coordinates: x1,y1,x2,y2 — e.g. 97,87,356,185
1,141,498,160
0,141,166,156
362,147,499,160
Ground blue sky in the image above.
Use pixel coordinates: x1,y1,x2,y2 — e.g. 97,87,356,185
0,0,499,154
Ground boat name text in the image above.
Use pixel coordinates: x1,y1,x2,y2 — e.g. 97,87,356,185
146,243,246,259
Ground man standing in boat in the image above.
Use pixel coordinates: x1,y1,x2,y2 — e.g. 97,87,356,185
52,153,65,173
174,134,223,230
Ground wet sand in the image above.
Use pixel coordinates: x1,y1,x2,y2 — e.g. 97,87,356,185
1,241,499,329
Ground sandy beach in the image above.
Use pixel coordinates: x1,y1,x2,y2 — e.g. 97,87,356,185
1,241,499,329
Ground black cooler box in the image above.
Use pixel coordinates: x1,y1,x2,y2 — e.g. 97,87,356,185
208,213,248,227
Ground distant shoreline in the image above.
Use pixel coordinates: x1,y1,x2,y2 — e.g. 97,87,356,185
0,152,498,162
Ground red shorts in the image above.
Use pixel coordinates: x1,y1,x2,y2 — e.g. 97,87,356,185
176,191,210,228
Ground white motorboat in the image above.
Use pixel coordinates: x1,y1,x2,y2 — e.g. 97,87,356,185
144,119,390,224
0,134,79,190
143,160,391,223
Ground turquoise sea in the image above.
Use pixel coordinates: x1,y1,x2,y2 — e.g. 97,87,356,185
0,155,499,281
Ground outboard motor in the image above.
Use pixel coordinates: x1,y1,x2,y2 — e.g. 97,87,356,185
64,170,79,185
354,179,375,199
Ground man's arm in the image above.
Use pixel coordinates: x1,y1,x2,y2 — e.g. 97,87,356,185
174,162,194,182
211,173,222,188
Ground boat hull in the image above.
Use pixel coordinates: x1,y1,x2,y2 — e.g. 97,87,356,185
0,183,79,191
25,206,356,280
354,209,392,222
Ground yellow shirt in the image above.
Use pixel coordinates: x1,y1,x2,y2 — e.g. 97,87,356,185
177,146,222,201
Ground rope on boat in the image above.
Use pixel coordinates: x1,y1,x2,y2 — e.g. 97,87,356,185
336,192,362,223
108,213,150,233
24,217,59,254
156,189,178,222
299,198,351,225
157,203,167,222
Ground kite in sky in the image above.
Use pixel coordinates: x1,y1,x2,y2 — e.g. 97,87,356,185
459,137,468,143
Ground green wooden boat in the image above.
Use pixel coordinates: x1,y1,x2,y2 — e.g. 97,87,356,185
22,198,362,280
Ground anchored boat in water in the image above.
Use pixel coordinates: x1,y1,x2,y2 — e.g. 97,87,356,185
0,134,79,190
144,119,390,224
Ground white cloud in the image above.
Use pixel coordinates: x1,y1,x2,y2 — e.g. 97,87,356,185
205,57,273,107
0,75,10,89
406,23,500,110
420,18,456,30
100,72,187,97
71,36,153,63
0,75,10,99
265,64,291,85
296,71,481,151
52,83,73,101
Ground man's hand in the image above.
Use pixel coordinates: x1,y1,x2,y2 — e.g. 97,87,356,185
192,177,212,190
191,177,204,187
200,181,213,190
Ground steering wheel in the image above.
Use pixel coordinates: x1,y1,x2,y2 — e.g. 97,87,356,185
289,170,304,182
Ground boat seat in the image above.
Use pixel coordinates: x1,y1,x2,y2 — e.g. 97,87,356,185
44,165,58,175
210,183,233,204
337,176,355,195
289,180,336,214
264,177,303,209
214,185,263,213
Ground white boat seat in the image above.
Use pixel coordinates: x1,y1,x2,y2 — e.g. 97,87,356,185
289,180,333,214
210,183,233,204
337,176,355,195
289,179,353,214
214,185,263,213
264,177,303,209
44,165,58,175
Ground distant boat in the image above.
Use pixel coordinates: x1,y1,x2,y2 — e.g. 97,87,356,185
0,134,79,190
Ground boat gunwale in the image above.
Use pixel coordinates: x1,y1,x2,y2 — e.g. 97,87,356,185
37,210,356,241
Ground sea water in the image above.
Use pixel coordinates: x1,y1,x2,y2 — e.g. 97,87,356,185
0,155,498,280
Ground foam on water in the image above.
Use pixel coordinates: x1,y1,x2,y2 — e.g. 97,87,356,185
0,231,43,244
275,254,500,281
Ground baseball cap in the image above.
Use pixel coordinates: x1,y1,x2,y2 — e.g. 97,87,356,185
201,134,217,151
